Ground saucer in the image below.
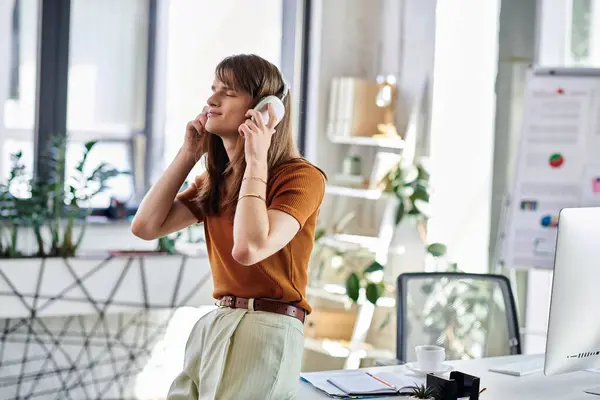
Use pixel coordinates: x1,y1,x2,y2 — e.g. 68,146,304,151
405,362,453,376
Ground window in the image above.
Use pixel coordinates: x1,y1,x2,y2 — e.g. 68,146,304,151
538,0,600,67
569,0,592,65
1,0,38,182
64,0,150,207
1,140,34,188
67,0,149,136
163,0,284,179
66,141,134,209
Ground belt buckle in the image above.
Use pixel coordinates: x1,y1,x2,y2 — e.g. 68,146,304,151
215,296,235,308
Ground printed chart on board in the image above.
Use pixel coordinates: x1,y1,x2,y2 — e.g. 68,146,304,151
501,69,600,269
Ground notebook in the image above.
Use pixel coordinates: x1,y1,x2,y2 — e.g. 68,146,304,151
300,370,424,398
327,372,398,395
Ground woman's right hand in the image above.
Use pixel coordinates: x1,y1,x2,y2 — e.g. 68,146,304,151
183,106,209,161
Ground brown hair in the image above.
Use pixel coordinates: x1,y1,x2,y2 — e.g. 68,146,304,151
196,54,304,216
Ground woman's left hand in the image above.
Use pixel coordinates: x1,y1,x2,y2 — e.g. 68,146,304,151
239,104,277,164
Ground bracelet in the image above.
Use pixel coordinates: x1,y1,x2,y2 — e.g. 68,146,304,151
243,176,267,184
238,193,266,202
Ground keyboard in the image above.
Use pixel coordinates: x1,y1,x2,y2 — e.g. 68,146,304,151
488,356,545,376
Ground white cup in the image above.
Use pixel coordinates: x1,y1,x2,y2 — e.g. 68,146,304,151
415,345,446,372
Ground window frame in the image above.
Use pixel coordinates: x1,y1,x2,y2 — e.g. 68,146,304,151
9,0,20,101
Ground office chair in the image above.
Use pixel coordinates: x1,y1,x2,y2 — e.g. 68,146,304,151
379,272,522,365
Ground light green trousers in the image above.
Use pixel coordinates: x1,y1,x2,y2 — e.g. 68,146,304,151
166,306,305,400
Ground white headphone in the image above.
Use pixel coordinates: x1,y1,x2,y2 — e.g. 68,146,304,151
253,74,289,127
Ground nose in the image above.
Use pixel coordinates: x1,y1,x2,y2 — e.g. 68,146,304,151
207,93,219,108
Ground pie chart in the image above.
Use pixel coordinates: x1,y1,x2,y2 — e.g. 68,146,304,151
549,153,564,168
540,215,559,228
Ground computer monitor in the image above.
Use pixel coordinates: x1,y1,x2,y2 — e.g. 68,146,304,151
544,207,600,383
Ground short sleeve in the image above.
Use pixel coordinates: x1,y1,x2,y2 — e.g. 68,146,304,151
176,175,205,222
268,163,325,229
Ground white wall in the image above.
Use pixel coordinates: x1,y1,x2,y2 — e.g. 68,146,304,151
427,0,501,273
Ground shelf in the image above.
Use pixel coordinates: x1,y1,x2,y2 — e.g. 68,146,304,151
319,233,381,252
328,135,405,149
304,337,395,359
325,185,388,200
306,285,396,308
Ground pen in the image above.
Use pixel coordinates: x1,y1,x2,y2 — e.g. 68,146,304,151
480,387,487,394
365,371,396,389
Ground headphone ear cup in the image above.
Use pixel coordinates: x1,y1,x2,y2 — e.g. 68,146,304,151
254,96,285,127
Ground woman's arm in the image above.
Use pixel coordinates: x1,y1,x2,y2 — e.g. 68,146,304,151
131,149,201,240
232,160,294,265
231,160,324,266
232,106,325,265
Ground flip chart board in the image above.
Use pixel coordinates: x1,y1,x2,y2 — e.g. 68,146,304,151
500,68,600,269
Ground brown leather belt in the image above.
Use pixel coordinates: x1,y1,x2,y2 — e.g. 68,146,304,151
218,296,306,324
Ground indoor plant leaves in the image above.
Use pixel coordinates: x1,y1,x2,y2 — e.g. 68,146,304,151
345,272,360,302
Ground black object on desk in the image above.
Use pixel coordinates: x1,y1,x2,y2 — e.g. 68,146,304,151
426,371,481,400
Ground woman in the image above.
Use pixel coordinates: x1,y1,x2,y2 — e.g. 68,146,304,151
131,54,325,399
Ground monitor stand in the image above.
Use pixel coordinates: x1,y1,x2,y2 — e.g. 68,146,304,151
584,387,600,396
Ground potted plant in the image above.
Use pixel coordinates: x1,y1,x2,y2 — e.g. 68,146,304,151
385,157,431,226
343,242,447,306
0,137,214,309
405,383,437,399
308,212,375,288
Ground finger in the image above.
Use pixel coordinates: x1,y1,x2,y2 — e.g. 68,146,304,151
245,109,266,129
199,113,208,126
244,118,260,133
239,124,253,137
266,103,277,130
197,106,209,124
191,120,203,134
196,106,209,120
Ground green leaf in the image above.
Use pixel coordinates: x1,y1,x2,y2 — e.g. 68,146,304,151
394,199,406,225
410,186,429,202
399,185,415,198
413,199,432,218
427,242,447,257
366,282,384,305
345,272,360,303
401,165,419,184
84,141,97,152
364,260,384,274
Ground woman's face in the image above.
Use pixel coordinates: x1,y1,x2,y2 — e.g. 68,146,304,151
204,77,253,137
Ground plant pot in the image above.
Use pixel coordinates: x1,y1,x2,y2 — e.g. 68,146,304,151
386,216,427,281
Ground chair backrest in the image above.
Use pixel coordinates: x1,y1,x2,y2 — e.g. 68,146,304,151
396,272,521,363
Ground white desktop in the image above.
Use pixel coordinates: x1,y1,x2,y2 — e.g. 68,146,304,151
490,207,600,393
544,207,600,394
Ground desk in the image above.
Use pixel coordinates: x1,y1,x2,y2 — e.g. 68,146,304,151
297,355,600,399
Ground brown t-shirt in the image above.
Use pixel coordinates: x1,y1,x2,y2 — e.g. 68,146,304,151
177,160,325,313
